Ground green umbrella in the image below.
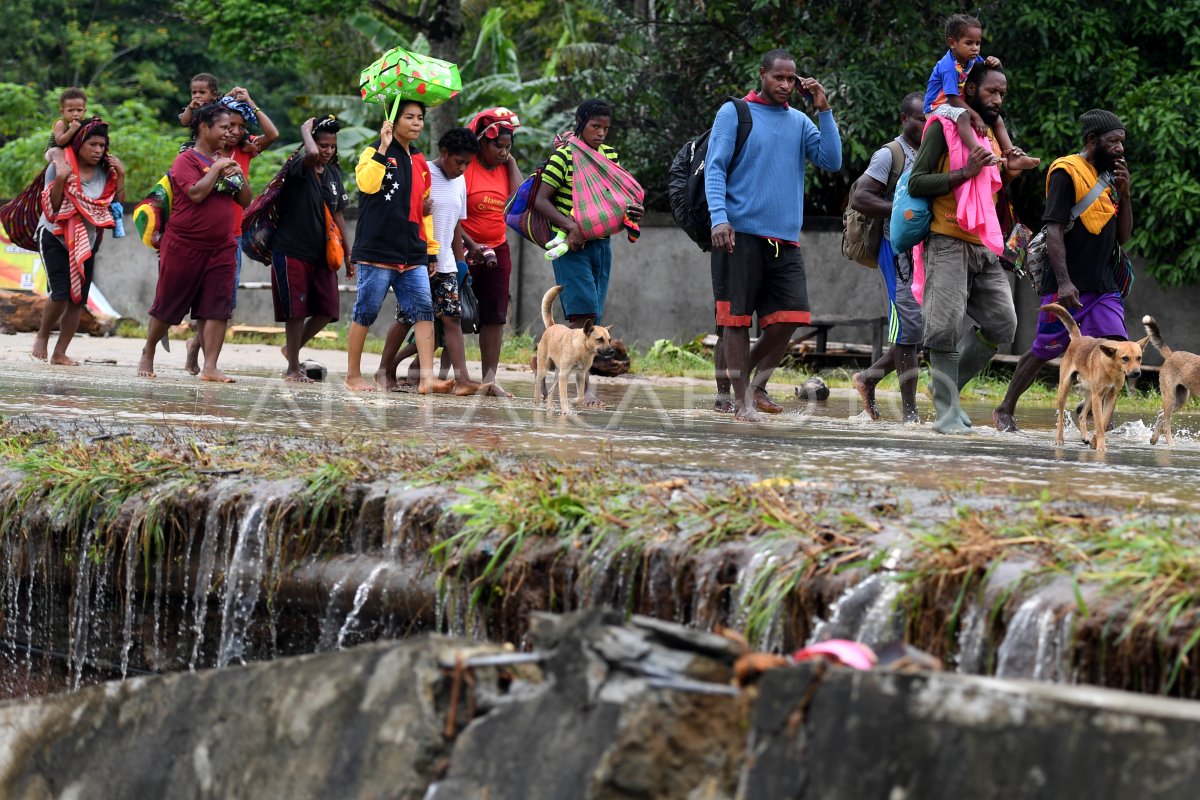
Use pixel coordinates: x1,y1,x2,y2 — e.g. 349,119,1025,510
360,46,462,120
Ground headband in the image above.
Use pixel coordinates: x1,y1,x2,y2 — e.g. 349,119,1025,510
470,107,521,139
71,117,109,154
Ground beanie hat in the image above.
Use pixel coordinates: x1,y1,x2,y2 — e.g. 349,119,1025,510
1079,109,1123,141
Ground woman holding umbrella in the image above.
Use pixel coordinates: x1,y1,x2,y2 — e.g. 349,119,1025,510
346,100,451,394
462,107,523,398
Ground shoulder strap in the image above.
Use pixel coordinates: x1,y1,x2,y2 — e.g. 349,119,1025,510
883,140,906,194
188,149,215,168
1069,171,1113,221
728,97,752,171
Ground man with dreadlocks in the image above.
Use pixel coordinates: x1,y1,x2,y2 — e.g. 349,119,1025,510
270,116,351,382
706,48,842,421
33,117,125,365
532,98,644,408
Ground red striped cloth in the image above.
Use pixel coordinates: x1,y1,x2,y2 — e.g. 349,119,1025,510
39,147,117,303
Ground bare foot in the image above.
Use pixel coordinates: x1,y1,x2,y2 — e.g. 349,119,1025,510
453,379,485,396
714,394,735,414
49,353,80,366
574,389,605,409
137,351,157,378
753,387,784,414
285,370,314,383
733,403,761,422
344,376,378,392
1005,151,1040,171
184,337,201,376
852,372,880,421
418,378,455,395
31,336,49,361
199,368,235,383
374,367,397,392
486,381,514,399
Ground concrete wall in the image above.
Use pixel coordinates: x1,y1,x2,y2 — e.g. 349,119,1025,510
3,611,1200,800
82,212,1198,358
509,214,889,347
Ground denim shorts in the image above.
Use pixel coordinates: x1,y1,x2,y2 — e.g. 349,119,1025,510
550,238,612,323
351,263,433,326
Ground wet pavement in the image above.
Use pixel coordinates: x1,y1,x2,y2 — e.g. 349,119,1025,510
3,333,1198,512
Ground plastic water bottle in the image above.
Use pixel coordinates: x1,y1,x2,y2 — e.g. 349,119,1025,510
111,201,125,238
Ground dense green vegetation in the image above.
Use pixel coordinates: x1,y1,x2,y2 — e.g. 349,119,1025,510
2,1,1197,283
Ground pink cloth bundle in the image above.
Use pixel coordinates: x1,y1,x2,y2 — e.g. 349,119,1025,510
931,115,1003,256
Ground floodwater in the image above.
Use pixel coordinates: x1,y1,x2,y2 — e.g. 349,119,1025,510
2,360,1198,511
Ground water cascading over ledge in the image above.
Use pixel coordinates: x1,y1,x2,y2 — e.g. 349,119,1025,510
1,426,1199,701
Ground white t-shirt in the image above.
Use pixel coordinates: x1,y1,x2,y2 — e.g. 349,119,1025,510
429,161,468,274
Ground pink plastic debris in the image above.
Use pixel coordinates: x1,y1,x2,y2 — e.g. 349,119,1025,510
792,640,877,671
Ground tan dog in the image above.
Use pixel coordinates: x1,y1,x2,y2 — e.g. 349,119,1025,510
535,285,615,413
1043,303,1147,452
1142,316,1200,446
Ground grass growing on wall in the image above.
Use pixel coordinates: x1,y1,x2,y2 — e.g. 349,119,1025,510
3,421,1200,697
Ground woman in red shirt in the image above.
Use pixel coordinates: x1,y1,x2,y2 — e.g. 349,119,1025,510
463,108,522,398
185,90,279,374
139,104,251,381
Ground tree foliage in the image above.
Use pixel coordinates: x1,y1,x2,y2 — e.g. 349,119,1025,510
546,0,1200,285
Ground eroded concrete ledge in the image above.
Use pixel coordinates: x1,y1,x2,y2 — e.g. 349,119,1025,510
1,612,1198,800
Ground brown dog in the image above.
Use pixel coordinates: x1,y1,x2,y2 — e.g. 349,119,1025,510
1142,316,1200,446
1043,303,1147,452
534,285,615,414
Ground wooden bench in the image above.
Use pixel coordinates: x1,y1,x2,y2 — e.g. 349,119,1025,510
794,315,887,362
700,314,888,364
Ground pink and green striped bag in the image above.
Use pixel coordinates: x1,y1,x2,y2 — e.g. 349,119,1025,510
567,134,644,240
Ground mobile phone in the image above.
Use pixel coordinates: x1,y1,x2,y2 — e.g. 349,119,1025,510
797,78,813,100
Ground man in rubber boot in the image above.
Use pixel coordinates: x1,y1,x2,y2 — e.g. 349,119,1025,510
851,92,926,424
993,109,1132,432
907,62,1031,433
706,48,842,421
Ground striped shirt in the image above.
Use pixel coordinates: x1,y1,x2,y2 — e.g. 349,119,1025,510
539,143,620,218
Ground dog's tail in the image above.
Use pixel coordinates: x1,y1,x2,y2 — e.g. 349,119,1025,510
541,285,564,329
1039,303,1080,341
1142,315,1172,356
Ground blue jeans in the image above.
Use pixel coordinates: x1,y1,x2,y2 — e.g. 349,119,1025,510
551,238,612,323
351,263,433,326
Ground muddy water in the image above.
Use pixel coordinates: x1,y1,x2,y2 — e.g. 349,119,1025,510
2,361,1198,510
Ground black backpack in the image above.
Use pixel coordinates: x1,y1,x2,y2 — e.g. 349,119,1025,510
668,97,753,252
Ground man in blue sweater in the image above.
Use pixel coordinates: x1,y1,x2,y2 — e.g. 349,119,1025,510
706,48,842,421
